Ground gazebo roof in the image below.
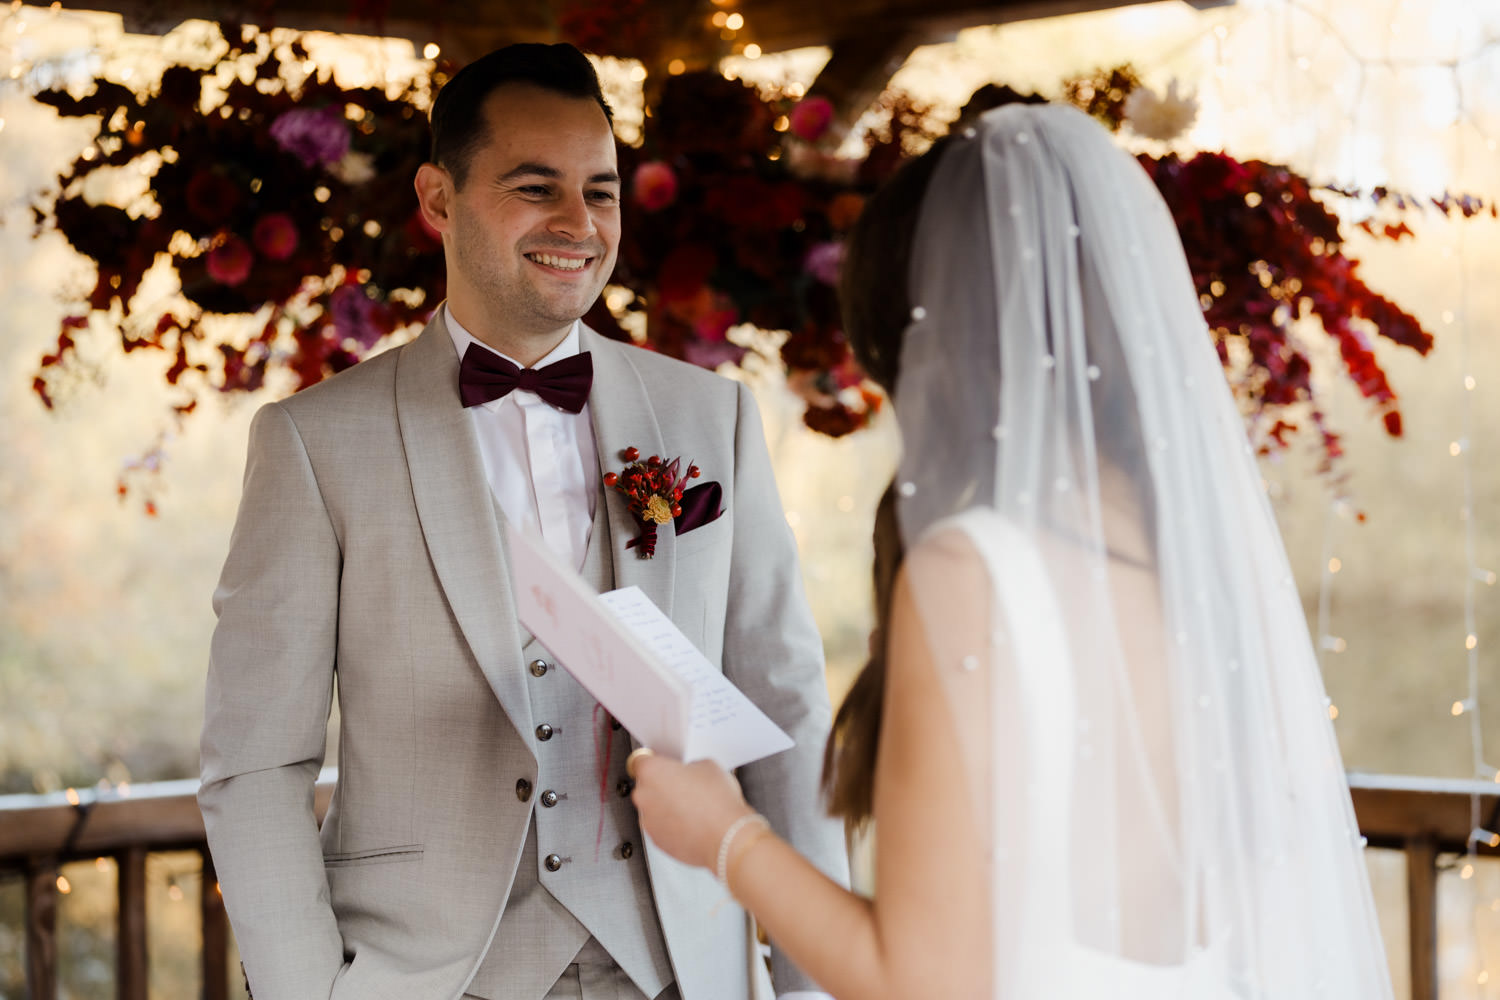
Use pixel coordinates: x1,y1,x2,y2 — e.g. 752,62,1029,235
55,0,1227,119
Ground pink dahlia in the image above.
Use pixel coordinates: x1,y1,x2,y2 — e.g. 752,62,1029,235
632,161,679,212
788,96,834,143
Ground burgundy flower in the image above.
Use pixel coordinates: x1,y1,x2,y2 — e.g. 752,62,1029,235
404,207,443,252
270,106,351,169
185,170,241,226
692,302,739,342
206,235,253,286
657,245,714,303
632,161,679,212
252,213,299,261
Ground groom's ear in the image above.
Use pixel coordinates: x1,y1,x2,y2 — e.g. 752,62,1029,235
414,162,454,235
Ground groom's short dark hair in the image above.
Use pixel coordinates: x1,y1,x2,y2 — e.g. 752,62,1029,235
429,42,614,188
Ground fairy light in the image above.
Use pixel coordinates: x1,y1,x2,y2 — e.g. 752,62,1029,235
1315,499,1349,681
1432,42,1499,990
1274,21,1494,991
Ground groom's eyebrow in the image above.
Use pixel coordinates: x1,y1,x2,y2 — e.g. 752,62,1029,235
501,162,620,185
501,162,562,182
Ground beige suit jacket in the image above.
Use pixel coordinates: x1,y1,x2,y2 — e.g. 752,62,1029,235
199,316,847,1000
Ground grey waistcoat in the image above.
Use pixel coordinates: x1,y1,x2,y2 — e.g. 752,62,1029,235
467,496,673,1000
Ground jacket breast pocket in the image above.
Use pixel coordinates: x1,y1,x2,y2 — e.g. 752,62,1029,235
672,517,729,561
323,844,424,869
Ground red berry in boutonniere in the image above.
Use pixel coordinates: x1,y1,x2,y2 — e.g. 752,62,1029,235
608,446,697,558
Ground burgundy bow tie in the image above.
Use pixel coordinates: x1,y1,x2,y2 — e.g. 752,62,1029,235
459,344,593,413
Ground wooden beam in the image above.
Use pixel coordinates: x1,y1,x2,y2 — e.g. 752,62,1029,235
25,859,59,1000
1406,836,1438,1000
810,29,929,133
0,778,335,863
117,847,148,1000
1348,772,1500,854
50,0,1201,62
746,0,1173,54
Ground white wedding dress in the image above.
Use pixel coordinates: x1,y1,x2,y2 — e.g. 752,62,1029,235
888,105,1394,999
920,508,1236,999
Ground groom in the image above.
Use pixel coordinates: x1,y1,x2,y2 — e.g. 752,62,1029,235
199,42,846,1000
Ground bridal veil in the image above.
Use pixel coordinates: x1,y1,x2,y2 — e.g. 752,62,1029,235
890,104,1392,998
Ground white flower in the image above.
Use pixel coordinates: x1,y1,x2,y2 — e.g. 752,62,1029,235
1123,80,1198,143
327,150,377,185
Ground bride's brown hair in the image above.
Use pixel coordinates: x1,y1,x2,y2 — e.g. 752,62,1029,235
821,139,951,825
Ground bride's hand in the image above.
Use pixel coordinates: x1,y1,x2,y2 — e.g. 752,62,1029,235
629,752,754,871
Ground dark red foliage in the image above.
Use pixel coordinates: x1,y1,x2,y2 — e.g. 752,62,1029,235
34,40,1449,490
1140,150,1435,467
34,24,442,430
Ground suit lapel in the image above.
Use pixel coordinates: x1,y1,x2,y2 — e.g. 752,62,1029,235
396,316,533,740
583,327,676,619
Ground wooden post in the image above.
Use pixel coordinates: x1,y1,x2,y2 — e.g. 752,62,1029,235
117,846,148,1000
808,30,928,135
201,848,230,1000
1406,835,1438,1000
25,857,59,1000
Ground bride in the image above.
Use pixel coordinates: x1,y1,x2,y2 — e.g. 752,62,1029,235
628,104,1393,999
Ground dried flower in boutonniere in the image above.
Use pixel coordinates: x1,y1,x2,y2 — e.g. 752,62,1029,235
604,446,701,558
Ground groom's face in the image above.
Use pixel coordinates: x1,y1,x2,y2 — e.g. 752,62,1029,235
443,83,621,346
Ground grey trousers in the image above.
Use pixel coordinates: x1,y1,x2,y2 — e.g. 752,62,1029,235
464,939,682,1000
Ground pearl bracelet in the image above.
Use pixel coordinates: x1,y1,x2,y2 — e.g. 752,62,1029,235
715,812,770,889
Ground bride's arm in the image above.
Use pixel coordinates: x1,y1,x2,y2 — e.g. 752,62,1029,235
631,528,995,999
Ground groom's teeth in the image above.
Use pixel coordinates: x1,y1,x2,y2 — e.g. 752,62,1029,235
529,253,587,271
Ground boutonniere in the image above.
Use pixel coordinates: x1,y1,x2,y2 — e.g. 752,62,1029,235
604,446,701,559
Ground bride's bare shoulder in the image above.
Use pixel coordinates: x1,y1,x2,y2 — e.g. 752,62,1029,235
892,518,995,673
901,514,999,594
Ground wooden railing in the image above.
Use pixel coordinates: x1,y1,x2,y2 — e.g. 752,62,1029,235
0,773,334,1000
0,771,1493,999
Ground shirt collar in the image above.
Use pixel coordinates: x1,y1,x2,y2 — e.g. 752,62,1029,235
445,304,581,375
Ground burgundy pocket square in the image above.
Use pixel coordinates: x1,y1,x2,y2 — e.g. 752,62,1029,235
674,481,724,535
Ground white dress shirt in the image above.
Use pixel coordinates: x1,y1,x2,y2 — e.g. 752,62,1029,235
447,308,598,571
450,311,830,1000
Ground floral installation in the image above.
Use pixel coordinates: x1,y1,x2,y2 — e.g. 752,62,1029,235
603,446,700,558
29,23,1483,506
1068,64,1466,467
31,23,445,508
597,76,946,438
